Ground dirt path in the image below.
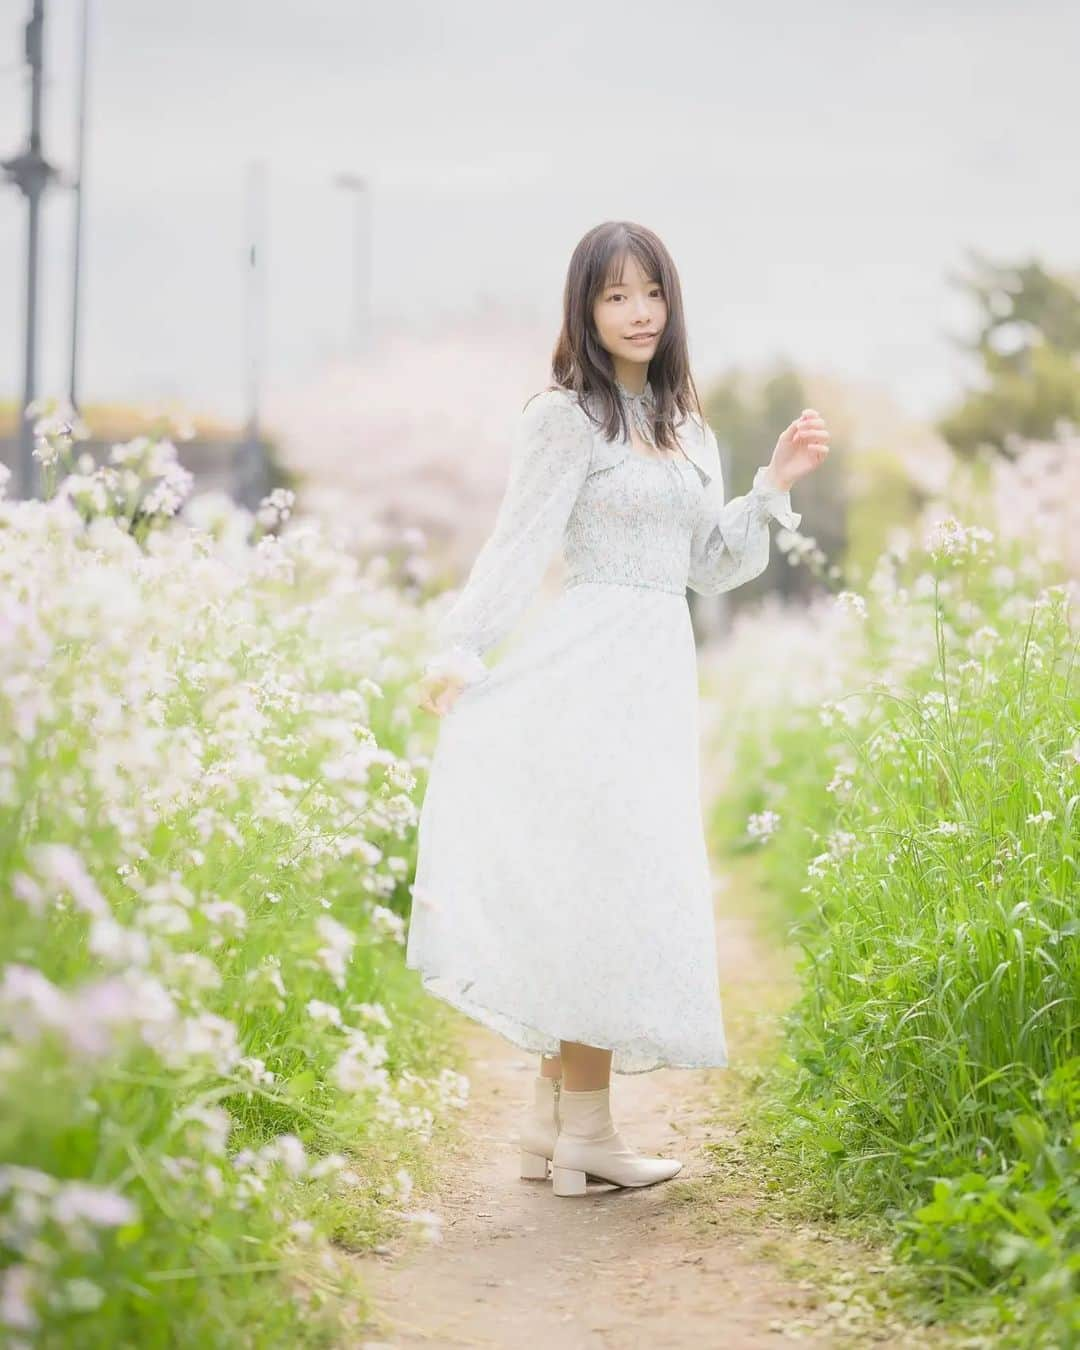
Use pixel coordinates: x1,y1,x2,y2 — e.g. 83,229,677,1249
352,876,946,1348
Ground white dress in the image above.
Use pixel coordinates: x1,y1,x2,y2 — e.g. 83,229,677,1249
406,380,800,1074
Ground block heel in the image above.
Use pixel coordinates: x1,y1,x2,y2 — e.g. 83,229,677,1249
519,1148,549,1179
551,1086,684,1194
552,1164,587,1196
516,1076,560,1182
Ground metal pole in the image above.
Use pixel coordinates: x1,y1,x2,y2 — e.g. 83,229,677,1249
244,159,267,439
20,0,45,500
68,0,91,413
22,171,41,499
237,159,268,507
2,0,59,499
333,172,370,355
353,180,370,354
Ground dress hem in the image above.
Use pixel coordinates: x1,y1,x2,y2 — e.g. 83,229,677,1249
408,958,729,1077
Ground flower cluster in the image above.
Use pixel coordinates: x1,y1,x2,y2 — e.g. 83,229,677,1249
0,434,466,1342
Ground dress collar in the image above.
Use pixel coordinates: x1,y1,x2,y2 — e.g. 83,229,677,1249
614,378,654,406
615,378,658,447
610,378,719,480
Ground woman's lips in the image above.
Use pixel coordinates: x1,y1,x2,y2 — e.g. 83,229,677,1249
626,333,657,343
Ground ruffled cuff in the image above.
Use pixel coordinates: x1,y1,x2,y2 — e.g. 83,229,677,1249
423,643,490,688
749,465,802,531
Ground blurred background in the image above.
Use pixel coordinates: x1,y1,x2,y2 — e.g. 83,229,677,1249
2,0,1079,603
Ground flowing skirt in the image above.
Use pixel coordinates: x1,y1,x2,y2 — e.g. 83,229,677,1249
406,579,728,1075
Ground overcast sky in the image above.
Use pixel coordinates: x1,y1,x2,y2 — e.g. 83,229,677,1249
1,0,1077,425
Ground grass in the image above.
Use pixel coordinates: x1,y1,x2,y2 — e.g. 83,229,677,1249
699,503,1080,1346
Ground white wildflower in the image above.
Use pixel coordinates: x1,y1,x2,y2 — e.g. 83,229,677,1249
807,852,832,879
201,899,247,933
827,830,857,860
315,915,356,989
176,1104,232,1155
52,1182,137,1230
825,763,855,797
353,1001,393,1030
925,516,994,562
835,590,867,619
236,1055,275,1087
269,1133,307,1178
255,488,296,531
87,916,152,967
746,809,781,843
27,843,107,917
370,904,406,944
0,1264,38,1331
307,999,343,1028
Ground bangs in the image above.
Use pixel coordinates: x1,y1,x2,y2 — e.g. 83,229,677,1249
600,239,661,293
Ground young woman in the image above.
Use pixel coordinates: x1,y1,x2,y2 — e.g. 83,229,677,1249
409,220,829,1197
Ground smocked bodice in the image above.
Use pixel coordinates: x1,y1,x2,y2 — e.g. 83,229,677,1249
563,437,705,596
422,384,802,688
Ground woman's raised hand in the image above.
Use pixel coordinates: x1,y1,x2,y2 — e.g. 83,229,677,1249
417,670,465,717
767,409,830,491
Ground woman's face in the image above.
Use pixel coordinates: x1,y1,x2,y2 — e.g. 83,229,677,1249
591,252,668,372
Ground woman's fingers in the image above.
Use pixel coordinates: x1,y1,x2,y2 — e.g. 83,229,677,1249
417,674,462,717
794,418,829,443
417,676,451,716
791,408,831,468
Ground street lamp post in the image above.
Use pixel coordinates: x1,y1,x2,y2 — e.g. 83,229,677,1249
2,0,61,499
333,172,371,356
237,159,269,508
68,0,92,414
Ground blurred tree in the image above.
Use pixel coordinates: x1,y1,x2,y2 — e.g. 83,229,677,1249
701,362,847,601
938,253,1080,457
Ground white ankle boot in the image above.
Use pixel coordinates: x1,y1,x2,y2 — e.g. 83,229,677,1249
550,1086,683,1196
517,1074,561,1179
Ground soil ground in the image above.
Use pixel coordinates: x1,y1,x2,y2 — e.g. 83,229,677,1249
352,874,960,1348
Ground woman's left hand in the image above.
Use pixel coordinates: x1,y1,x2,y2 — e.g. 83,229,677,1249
767,408,830,491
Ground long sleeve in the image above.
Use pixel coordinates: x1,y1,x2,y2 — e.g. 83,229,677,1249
687,420,802,597
423,389,593,687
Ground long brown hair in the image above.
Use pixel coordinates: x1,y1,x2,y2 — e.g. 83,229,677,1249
546,221,705,453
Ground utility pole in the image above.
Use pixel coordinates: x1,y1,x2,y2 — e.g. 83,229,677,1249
243,159,268,439
333,172,372,356
2,0,61,499
236,159,269,508
68,0,92,413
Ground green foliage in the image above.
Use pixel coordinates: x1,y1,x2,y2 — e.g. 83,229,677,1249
939,252,1080,457
703,364,848,599
844,447,922,584
709,498,1080,1343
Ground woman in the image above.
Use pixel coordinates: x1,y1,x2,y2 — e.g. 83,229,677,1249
410,221,829,1197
